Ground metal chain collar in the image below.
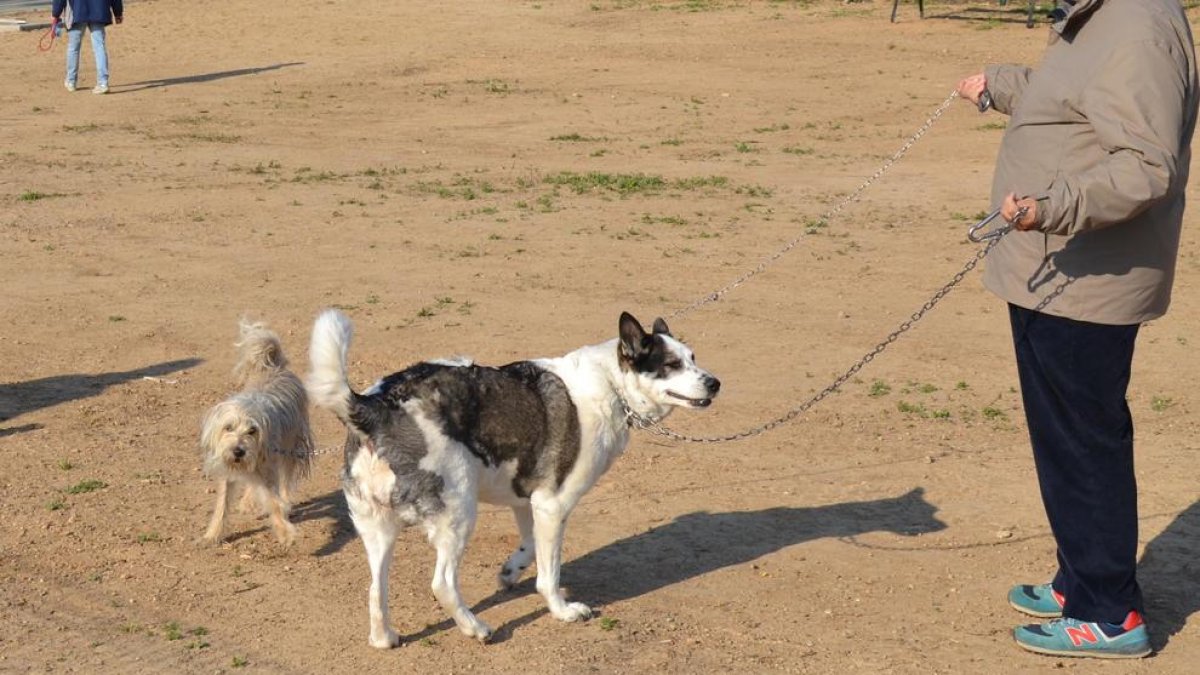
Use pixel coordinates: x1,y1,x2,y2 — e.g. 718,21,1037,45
629,236,1003,443
666,90,961,320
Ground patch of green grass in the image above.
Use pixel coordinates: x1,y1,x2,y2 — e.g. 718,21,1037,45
62,123,101,133
641,214,688,226
599,616,620,631
781,145,815,156
19,190,65,202
982,406,1007,420
164,622,184,641
550,133,603,142
231,656,249,668
58,459,74,471
977,121,1007,131
137,532,162,544
897,401,927,417
542,171,730,196
955,381,970,390
65,479,106,495
734,141,760,153
661,138,684,146
916,383,938,394
1150,395,1174,412
753,123,790,133
48,498,66,511
108,315,126,323
868,380,892,397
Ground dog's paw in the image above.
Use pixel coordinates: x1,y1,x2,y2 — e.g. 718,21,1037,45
459,617,494,643
497,563,529,590
368,629,401,650
274,522,298,547
552,601,593,623
196,532,223,547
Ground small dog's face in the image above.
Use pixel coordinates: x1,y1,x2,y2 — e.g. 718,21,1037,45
618,312,720,410
200,401,267,474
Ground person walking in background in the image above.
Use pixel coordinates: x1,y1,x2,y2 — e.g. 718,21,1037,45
51,0,123,95
955,0,1197,660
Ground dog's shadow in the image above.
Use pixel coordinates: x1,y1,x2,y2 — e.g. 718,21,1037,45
0,358,202,436
292,489,358,557
1141,499,1200,652
292,487,945,643
471,487,945,643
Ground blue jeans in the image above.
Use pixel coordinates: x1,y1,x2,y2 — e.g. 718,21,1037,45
1009,304,1143,624
65,23,108,87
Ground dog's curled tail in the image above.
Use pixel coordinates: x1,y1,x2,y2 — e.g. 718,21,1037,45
233,319,288,388
307,309,355,420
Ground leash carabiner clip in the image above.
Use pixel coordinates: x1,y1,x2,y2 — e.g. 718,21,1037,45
967,205,1027,243
966,208,1009,243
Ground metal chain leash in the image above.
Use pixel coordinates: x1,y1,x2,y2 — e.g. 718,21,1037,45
628,235,1003,443
667,90,961,320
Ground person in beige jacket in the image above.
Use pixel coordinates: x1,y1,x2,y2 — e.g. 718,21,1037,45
956,0,1198,659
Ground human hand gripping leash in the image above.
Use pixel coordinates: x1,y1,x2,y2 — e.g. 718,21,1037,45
38,17,60,52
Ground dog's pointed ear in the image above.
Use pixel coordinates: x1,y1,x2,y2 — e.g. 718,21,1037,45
619,312,650,359
652,317,671,336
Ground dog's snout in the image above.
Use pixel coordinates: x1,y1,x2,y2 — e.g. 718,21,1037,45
233,447,246,459
705,375,721,394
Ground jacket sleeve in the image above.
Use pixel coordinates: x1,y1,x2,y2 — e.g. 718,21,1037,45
52,0,65,19
112,0,123,18
983,64,1033,115
1038,40,1190,236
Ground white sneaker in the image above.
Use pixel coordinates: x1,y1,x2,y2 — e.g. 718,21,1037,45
64,80,76,92
92,84,109,95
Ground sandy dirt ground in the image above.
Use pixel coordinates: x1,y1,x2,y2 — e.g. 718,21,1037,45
2,0,1199,672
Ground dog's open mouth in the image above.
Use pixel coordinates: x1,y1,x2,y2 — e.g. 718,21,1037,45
666,391,713,408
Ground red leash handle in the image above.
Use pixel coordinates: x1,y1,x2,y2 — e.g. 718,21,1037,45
38,18,59,52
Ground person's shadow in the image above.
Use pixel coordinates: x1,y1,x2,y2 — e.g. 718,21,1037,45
113,63,305,93
1140,499,1200,651
0,358,202,435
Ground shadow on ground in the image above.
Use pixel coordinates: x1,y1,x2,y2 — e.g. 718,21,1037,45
468,487,945,642
113,62,304,93
0,358,202,434
1141,499,1200,652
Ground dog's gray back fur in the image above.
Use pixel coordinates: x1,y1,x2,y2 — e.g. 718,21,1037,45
342,360,581,514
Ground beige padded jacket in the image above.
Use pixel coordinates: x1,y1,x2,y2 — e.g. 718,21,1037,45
982,0,1198,325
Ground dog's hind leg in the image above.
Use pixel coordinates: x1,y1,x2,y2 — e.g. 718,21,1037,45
531,494,592,622
201,479,235,543
498,502,535,590
429,509,493,642
350,495,401,649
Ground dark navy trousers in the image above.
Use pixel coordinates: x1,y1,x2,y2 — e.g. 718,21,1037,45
1008,304,1144,624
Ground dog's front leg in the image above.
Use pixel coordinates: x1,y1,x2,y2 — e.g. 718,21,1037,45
498,502,535,589
531,495,592,622
201,479,234,543
265,487,298,546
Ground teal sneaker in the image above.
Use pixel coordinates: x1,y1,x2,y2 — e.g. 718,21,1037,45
1013,611,1152,659
1008,583,1065,618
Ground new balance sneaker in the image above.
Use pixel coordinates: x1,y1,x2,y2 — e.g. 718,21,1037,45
1008,583,1065,618
1013,611,1152,659
64,80,76,92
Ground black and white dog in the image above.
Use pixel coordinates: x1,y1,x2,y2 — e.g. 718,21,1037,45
307,309,719,647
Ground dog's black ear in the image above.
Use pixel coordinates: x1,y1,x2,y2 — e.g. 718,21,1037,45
652,317,671,336
619,312,650,359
